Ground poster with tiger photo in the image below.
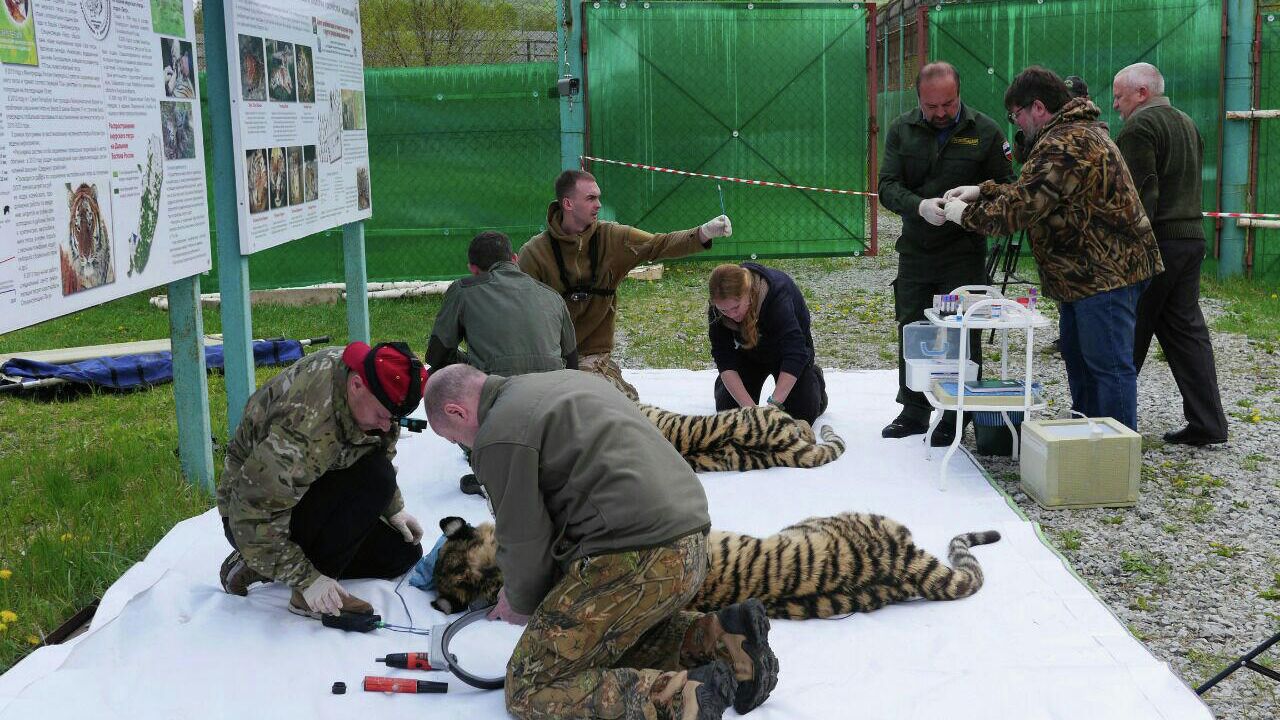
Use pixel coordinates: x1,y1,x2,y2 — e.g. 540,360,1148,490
0,0,209,334
224,0,371,254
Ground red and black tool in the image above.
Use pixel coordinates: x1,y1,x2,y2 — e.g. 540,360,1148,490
363,676,448,694
376,653,432,671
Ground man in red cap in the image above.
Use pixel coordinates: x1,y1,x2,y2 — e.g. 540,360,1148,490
216,341,427,618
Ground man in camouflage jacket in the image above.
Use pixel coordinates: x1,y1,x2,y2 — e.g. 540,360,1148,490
216,341,426,618
943,66,1163,431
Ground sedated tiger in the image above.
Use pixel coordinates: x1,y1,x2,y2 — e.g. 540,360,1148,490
638,403,845,472
430,514,1000,619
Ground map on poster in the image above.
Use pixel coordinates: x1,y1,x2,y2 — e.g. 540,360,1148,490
0,0,211,335
226,0,371,254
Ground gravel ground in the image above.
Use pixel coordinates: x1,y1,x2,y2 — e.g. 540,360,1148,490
626,211,1280,718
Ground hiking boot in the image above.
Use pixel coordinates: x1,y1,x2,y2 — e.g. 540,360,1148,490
881,414,928,439
683,599,778,714
653,661,737,720
287,589,375,619
220,550,269,596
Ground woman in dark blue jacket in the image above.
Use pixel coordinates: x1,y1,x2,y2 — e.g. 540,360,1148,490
707,263,827,423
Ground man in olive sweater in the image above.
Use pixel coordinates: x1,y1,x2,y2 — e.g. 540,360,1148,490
519,170,731,400
424,365,779,720
878,61,1015,443
1113,63,1227,445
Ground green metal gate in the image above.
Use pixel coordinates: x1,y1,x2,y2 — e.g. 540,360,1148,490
583,2,872,259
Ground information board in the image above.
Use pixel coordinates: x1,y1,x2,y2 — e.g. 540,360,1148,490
0,0,212,335
224,0,371,254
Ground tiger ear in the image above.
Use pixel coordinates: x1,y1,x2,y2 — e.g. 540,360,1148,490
439,516,473,539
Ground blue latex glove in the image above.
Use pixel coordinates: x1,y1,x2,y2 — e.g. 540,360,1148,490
408,534,448,591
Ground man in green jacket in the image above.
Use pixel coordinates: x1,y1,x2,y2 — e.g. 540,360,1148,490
1112,62,1228,445
427,230,578,495
217,342,426,618
424,365,779,720
518,170,732,400
427,230,577,376
944,66,1163,431
878,61,1015,444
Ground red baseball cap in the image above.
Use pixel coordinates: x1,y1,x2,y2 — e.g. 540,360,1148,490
342,341,426,417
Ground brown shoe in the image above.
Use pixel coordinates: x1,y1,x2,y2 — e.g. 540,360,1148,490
687,599,778,714
220,550,269,596
287,589,375,619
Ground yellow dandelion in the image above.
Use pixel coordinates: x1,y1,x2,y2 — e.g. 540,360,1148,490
0,624,7,632
59,532,74,542
26,635,39,646
0,569,11,580
1272,293,1278,300
0,610,16,623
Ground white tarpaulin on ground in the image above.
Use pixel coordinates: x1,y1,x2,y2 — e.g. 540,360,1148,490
0,370,1212,719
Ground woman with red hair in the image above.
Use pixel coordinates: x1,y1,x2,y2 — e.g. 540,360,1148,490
707,263,827,423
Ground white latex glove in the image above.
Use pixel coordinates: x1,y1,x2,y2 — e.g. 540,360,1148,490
917,197,947,226
487,586,531,626
700,215,732,240
944,199,969,225
389,510,424,544
943,185,980,202
303,575,346,616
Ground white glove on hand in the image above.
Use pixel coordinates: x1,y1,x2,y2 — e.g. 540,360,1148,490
700,215,732,240
303,575,346,616
389,510,424,544
944,199,969,225
943,185,980,202
487,586,531,626
917,198,947,226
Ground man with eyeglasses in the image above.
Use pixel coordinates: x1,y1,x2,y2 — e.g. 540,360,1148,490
519,170,732,401
877,61,1015,444
942,66,1163,432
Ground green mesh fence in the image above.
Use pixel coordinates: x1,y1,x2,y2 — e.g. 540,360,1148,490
584,2,870,259
1255,8,1280,281
202,63,561,289
929,0,1220,241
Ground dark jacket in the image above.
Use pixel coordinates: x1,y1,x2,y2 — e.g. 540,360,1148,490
878,103,1015,256
518,202,709,357
471,371,711,614
708,263,814,378
1114,96,1205,242
426,261,577,375
960,98,1163,303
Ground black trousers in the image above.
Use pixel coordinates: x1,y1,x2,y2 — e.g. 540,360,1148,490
714,360,828,424
223,451,422,581
894,250,986,424
1134,239,1228,438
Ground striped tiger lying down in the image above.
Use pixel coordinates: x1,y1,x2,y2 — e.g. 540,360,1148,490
638,403,845,472
430,514,1000,619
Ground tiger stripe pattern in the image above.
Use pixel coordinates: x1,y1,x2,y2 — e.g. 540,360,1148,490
694,512,1000,619
429,513,1000,620
638,403,845,472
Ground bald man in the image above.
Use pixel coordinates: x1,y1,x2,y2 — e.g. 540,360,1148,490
1113,62,1227,445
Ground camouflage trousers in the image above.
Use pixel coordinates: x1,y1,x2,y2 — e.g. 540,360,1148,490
506,532,715,720
580,353,640,402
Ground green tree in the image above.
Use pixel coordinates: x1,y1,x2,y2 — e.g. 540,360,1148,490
360,0,544,67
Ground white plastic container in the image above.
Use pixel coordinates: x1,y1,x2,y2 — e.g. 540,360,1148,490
903,321,978,392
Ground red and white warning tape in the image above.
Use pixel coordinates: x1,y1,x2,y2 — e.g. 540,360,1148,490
1203,211,1280,220
580,155,878,198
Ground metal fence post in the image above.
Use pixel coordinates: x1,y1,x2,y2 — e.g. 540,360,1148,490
344,222,371,344
1221,0,1256,277
557,0,586,170
204,0,256,433
166,275,215,493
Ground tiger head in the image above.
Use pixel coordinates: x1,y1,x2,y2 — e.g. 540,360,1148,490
431,516,502,615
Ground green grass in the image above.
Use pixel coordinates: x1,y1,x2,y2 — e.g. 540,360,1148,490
1201,274,1280,341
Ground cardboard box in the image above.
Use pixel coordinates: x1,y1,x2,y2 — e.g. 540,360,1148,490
1019,418,1142,509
